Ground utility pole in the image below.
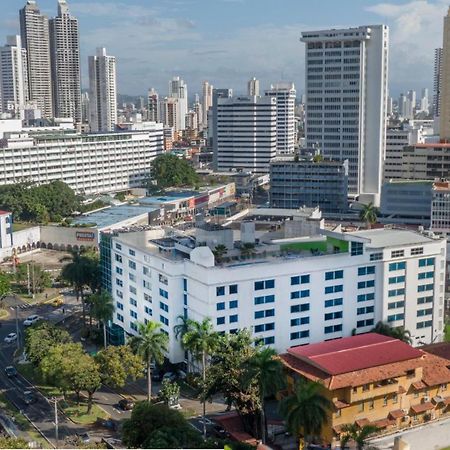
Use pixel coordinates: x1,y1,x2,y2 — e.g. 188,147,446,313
53,397,59,446
31,262,35,299
27,263,31,296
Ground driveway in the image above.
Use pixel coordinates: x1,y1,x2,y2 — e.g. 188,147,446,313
370,417,450,450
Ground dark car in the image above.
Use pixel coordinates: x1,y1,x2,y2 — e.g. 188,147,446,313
23,390,37,405
151,367,163,382
118,398,135,411
5,366,17,378
78,433,90,444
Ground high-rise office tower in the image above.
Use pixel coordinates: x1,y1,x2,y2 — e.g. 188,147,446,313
81,92,89,124
147,88,160,122
193,94,203,129
407,90,417,110
160,97,180,131
0,36,28,118
420,88,429,113
248,77,260,96
20,0,53,118
434,48,443,118
441,8,450,140
49,0,81,122
301,25,389,205
88,47,117,132
265,82,296,154
386,96,393,116
202,81,213,128
169,76,188,130
213,95,277,174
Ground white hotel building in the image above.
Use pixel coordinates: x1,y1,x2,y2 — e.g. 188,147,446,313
0,120,163,195
107,226,446,363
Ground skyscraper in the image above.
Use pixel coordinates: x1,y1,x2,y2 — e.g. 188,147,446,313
247,77,260,96
160,97,180,131
88,47,117,132
147,88,160,122
434,48,443,118
301,25,389,205
19,0,53,118
202,81,213,128
193,93,203,130
49,0,81,122
0,35,28,118
168,76,188,130
265,82,296,154
441,8,450,140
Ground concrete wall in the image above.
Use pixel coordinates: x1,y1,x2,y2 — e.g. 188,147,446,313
39,226,98,250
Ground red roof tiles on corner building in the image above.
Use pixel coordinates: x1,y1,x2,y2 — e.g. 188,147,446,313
287,333,423,375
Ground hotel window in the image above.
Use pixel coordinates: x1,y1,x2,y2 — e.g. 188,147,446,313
290,330,310,340
325,285,343,294
324,324,342,334
325,298,343,308
130,298,137,307
324,311,343,321
216,302,225,311
291,317,310,326
370,252,383,261
129,249,135,256
159,288,168,299
229,284,238,294
417,296,433,305
116,267,123,275
291,304,310,313
291,290,310,299
391,250,404,258
325,270,344,281
216,286,225,296
115,254,122,263
388,288,405,297
358,266,375,276
115,243,122,250
418,271,434,280
229,300,238,309
128,260,136,270
217,317,225,325
291,275,310,285
411,247,423,255
254,295,275,305
357,292,375,302
389,275,405,284
358,280,375,289
129,286,137,295
255,279,275,290
229,314,238,323
389,261,406,271
419,257,435,267
351,242,363,256
130,322,138,331
417,284,433,292
387,313,404,322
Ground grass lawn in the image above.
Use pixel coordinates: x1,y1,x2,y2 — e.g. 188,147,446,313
181,407,197,419
12,222,36,232
0,393,50,448
17,363,109,425
0,308,9,319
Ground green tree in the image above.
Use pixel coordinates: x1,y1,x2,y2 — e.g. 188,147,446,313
371,321,412,344
129,321,169,401
240,243,256,258
279,378,332,450
182,318,220,438
359,203,378,229
0,436,30,449
15,263,52,294
159,379,181,406
340,423,379,450
0,271,11,299
95,345,144,388
150,154,199,189
173,315,194,371
212,244,227,263
244,348,285,443
90,290,115,348
24,321,72,365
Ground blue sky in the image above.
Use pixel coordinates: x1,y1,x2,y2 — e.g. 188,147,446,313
1,0,448,97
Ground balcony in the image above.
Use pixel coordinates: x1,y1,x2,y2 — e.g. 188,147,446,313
350,379,399,402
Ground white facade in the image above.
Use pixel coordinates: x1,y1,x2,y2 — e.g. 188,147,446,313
0,121,163,195
20,0,53,119
202,81,213,128
247,77,260,97
160,97,180,132
213,95,277,174
109,227,446,362
88,47,117,132
434,48,443,118
169,77,188,130
265,83,296,154
301,25,389,204
0,36,28,118
147,88,159,123
49,0,81,123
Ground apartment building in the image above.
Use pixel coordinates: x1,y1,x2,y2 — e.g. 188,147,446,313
269,156,348,214
280,333,450,445
105,224,446,363
0,120,163,194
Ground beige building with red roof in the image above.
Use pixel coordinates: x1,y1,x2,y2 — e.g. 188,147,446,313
280,333,450,445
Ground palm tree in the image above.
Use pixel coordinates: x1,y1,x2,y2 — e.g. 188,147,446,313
173,315,194,372
90,290,114,348
182,318,220,439
240,242,256,258
244,347,285,443
372,321,412,344
340,423,379,450
212,244,227,263
129,321,169,401
279,378,332,450
60,250,92,325
359,203,378,229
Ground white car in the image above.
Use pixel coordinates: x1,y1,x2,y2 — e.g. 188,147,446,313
23,315,41,327
4,333,17,343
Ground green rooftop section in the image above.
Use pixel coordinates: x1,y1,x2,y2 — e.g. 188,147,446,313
280,236,348,254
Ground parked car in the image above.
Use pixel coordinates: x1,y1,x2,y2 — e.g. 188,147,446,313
78,433,90,444
151,367,163,382
4,366,17,378
23,390,36,405
23,315,41,326
4,333,17,343
118,398,135,411
162,370,187,382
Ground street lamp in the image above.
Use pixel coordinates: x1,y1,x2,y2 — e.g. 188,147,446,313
49,396,64,446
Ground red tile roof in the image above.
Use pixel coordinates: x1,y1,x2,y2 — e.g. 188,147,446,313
0,210,11,215
389,409,406,419
410,402,434,414
355,418,370,427
421,342,450,362
412,381,427,390
287,334,423,375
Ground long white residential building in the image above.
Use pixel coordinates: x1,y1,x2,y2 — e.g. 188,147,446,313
265,83,296,154
213,95,277,174
301,25,389,204
0,120,163,194
106,225,446,363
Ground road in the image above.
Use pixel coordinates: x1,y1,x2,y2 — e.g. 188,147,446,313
0,294,94,447
370,416,450,450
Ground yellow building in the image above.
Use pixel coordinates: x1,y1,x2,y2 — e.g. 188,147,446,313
280,333,450,445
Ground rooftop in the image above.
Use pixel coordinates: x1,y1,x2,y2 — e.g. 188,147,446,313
287,334,422,376
350,228,441,248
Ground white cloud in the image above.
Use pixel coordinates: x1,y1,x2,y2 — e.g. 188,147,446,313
367,0,448,92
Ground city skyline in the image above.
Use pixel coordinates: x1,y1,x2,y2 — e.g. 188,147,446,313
0,0,447,96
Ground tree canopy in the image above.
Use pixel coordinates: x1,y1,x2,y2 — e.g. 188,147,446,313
150,154,199,189
0,181,80,223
